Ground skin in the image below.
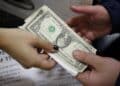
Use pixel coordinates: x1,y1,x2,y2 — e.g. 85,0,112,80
67,5,120,86
0,28,56,70
73,50,120,86
67,5,112,43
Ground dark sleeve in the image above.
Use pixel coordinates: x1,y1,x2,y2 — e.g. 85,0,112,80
100,0,120,33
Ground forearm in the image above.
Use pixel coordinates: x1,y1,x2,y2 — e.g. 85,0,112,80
0,28,9,49
0,28,5,48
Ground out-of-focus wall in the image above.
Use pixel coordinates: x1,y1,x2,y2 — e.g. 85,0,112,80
0,0,92,20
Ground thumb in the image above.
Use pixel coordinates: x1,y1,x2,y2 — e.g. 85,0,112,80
76,71,91,84
34,37,55,52
73,50,104,70
71,5,96,15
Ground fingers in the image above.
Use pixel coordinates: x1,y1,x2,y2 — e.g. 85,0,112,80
71,5,96,15
67,16,81,27
73,50,104,70
76,71,91,84
77,32,91,43
67,15,88,28
19,45,56,70
34,37,55,52
34,54,56,70
82,31,95,42
82,36,92,44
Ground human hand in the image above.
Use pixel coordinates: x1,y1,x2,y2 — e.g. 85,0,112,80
0,28,56,70
67,5,112,43
73,50,120,86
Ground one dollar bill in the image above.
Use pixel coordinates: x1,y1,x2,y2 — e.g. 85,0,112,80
19,5,96,76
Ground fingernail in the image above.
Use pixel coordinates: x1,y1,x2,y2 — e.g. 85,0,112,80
51,45,59,53
53,45,59,50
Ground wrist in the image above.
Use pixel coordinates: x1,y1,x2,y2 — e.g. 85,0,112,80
0,28,8,49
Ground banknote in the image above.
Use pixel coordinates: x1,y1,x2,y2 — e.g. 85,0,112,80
19,5,96,76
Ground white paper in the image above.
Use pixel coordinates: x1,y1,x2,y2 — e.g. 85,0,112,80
0,50,82,86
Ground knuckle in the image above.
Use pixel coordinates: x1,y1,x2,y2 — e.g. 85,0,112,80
27,33,38,42
31,35,38,41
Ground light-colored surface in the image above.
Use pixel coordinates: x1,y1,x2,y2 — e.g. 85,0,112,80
0,0,43,19
0,50,82,86
0,0,92,20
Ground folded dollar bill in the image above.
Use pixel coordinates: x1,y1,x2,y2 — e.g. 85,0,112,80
19,5,96,76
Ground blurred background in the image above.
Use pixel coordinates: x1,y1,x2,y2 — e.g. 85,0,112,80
0,0,92,27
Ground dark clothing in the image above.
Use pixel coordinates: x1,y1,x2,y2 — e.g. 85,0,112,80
0,10,24,27
93,0,120,33
93,0,120,60
116,74,120,86
94,0,120,33
100,0,120,33
93,0,120,85
99,1,120,86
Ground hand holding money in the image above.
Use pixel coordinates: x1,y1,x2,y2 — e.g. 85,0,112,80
73,50,120,86
0,28,56,69
20,5,96,76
